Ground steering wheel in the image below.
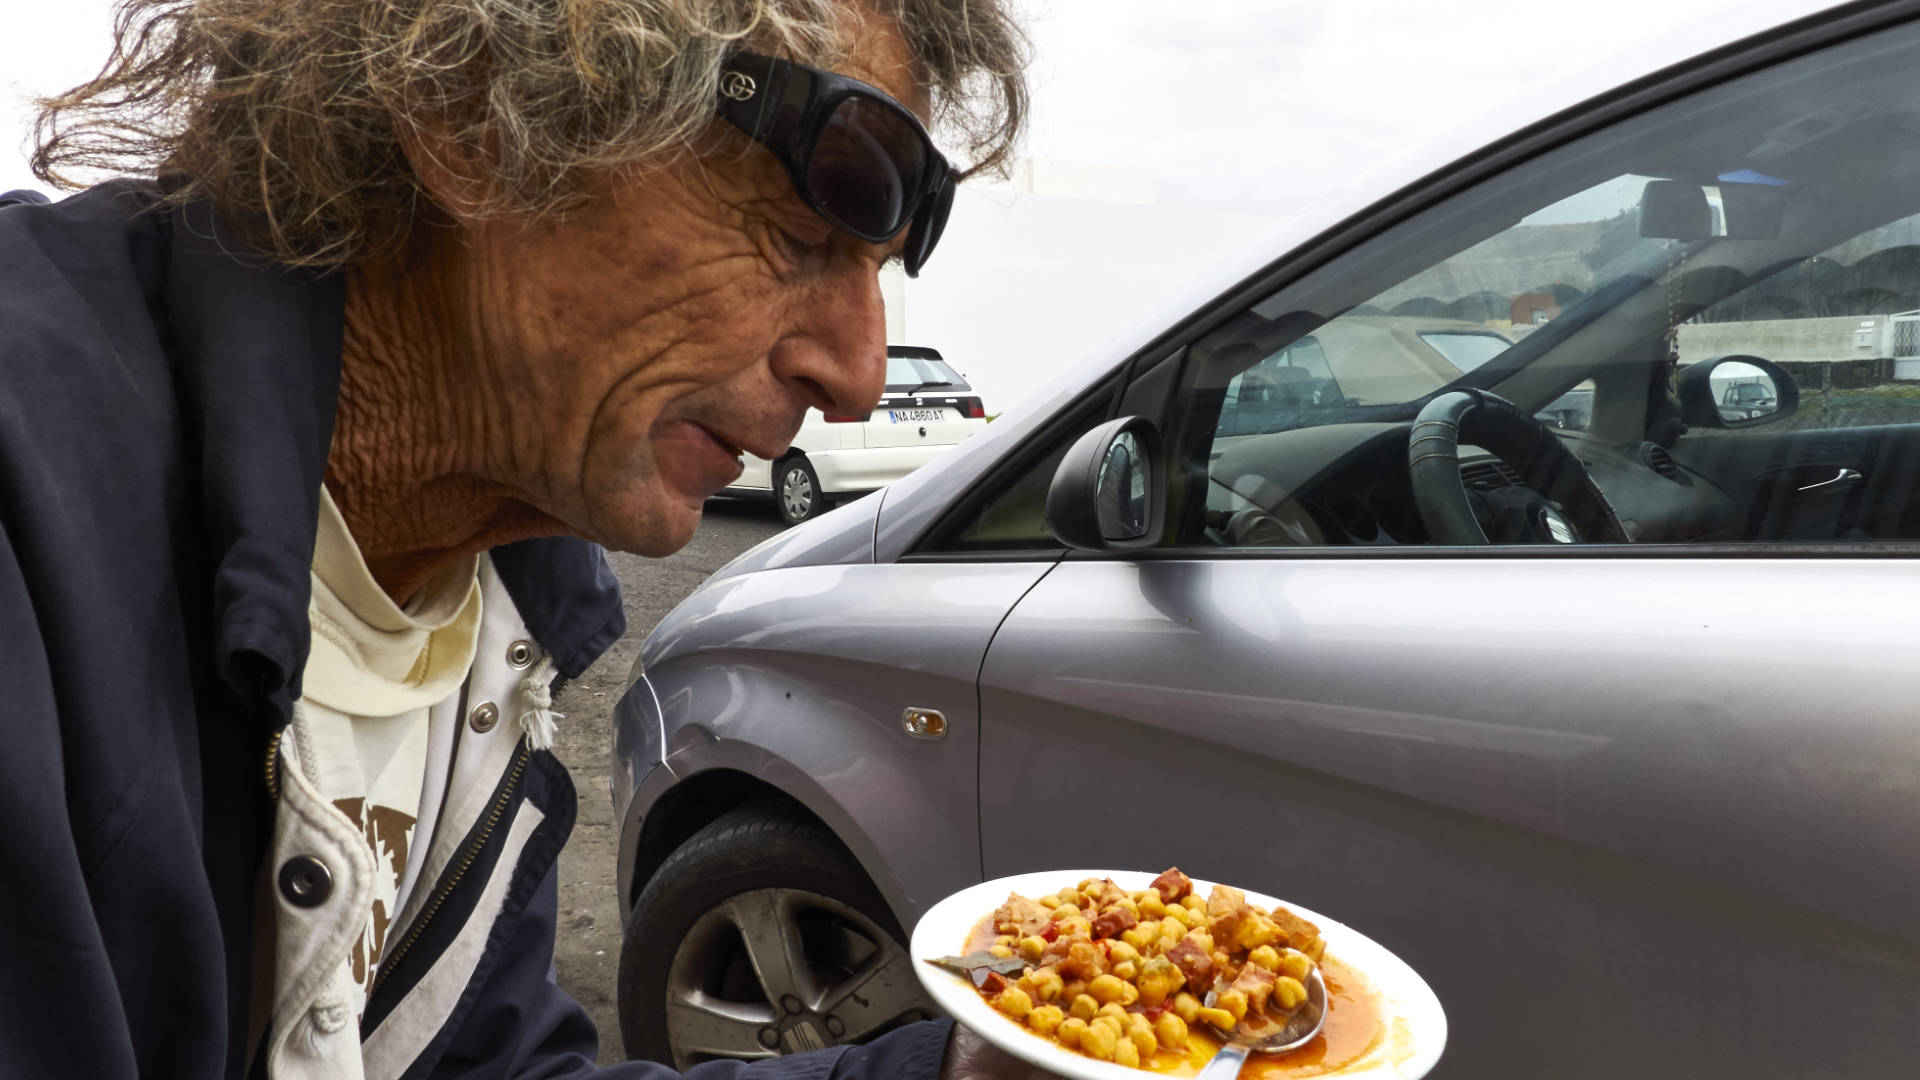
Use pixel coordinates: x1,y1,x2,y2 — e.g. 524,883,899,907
1408,389,1631,544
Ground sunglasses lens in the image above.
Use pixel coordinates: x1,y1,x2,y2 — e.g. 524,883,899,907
904,174,955,277
807,95,927,239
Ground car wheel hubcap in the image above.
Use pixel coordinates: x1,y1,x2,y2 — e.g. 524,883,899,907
780,468,814,519
663,888,933,1069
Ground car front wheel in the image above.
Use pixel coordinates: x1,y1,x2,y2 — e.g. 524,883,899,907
617,803,936,1068
775,456,824,525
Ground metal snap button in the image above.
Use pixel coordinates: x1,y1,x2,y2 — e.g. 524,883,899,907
468,701,499,733
507,640,536,669
278,856,332,908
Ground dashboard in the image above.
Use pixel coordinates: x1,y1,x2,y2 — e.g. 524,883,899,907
1205,422,1743,546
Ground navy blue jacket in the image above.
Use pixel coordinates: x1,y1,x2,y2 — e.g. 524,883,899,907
0,182,950,1078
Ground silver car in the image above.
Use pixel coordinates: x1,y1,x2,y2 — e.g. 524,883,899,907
611,4,1920,1076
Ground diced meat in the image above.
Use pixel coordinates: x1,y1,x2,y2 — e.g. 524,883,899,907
1165,936,1215,994
1039,932,1075,967
1207,885,1250,942
1090,905,1138,940
1058,939,1109,981
1268,905,1322,951
1228,964,1276,1016
993,893,1052,937
1150,868,1193,903
974,969,1008,995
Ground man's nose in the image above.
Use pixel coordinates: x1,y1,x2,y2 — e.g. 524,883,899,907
769,265,888,417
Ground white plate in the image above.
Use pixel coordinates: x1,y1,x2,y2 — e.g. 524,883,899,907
911,870,1447,1080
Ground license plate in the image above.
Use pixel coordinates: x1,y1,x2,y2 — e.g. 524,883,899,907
889,408,945,422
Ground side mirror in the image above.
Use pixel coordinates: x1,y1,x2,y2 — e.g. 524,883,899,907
1676,354,1799,429
1045,416,1164,551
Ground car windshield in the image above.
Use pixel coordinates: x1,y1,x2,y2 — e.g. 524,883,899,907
1195,27,1920,441
886,353,966,391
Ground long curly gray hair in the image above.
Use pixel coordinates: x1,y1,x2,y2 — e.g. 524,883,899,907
32,0,1028,267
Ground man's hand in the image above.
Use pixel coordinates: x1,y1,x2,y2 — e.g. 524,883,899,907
938,1023,1068,1080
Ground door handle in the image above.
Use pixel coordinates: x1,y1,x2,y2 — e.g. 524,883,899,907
1796,467,1863,494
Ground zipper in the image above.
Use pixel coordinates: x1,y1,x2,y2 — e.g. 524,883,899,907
369,739,533,997
264,728,284,802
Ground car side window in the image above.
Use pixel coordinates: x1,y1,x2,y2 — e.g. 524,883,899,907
930,395,1112,551
1167,18,1920,551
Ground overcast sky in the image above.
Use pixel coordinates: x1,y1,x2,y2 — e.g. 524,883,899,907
2,0,1835,212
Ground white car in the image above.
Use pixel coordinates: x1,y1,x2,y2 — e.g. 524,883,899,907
727,345,989,523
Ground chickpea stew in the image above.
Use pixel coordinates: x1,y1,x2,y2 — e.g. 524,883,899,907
951,868,1329,1072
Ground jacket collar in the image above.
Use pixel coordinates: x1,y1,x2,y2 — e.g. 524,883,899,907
160,194,624,726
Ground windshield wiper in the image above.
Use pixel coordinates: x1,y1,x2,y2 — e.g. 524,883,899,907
898,380,959,395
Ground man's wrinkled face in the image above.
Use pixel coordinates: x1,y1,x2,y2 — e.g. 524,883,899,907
455,22,927,557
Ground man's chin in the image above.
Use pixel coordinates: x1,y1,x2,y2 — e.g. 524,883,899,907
596,492,705,558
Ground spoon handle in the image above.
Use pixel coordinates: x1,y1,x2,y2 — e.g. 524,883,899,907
1195,1042,1253,1080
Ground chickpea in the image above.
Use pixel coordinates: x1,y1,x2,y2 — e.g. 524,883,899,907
988,945,1014,959
1172,992,1203,1025
1107,941,1140,965
1118,981,1140,1007
1111,959,1139,981
1139,893,1167,919
1113,1039,1140,1068
1037,894,1062,908
1197,1006,1236,1031
1027,969,1064,1003
1051,903,1081,921
1247,945,1281,972
1121,926,1156,953
1182,895,1207,913
994,934,1016,948
1216,988,1248,1024
1097,1002,1130,1026
993,986,1032,1021
1028,1004,1066,1037
1069,994,1098,1021
1278,948,1313,984
1154,1013,1189,1052
1136,956,1184,1008
1114,896,1140,918
1018,936,1047,962
1129,1026,1157,1060
1062,978,1088,1002
1088,973,1128,1005
1273,976,1309,1012
1056,1016,1087,1050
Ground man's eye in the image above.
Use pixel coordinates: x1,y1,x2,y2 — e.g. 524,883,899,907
774,225,829,264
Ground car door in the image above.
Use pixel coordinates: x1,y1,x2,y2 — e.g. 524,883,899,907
943,15,1920,1079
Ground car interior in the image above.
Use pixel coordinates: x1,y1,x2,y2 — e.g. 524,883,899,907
1175,20,1920,551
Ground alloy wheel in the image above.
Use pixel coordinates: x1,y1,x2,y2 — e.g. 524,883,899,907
662,887,934,1069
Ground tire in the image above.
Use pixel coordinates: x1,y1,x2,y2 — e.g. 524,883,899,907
617,803,935,1068
774,456,824,525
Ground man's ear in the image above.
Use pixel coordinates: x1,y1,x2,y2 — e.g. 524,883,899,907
392,118,497,225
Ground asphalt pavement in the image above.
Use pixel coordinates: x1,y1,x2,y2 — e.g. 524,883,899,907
546,496,786,1065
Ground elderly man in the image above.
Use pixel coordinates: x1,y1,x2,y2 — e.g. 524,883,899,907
0,0,1049,1078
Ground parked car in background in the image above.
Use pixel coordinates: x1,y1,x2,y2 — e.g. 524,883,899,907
723,345,988,523
612,4,1920,1078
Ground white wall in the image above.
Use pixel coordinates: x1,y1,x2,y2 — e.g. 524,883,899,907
890,165,1281,413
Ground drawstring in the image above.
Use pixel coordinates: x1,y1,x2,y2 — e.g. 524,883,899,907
519,655,564,751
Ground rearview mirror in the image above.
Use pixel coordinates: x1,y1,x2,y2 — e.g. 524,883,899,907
1676,354,1799,429
1640,180,1785,241
1045,416,1164,551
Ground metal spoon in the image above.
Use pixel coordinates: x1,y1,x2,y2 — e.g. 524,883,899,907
1193,968,1329,1079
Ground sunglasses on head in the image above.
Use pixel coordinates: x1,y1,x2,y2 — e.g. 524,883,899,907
714,51,956,277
